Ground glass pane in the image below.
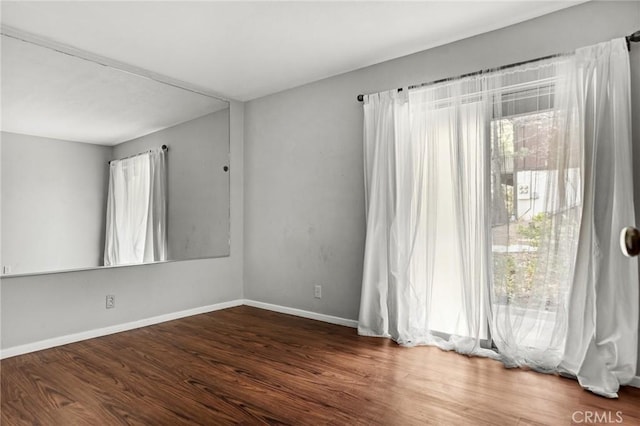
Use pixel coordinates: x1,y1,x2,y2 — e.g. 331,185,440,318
490,109,581,349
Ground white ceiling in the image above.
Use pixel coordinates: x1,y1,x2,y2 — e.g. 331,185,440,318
1,1,583,102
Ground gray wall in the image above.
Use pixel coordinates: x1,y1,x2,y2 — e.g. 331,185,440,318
1,132,111,274
243,0,640,372
113,109,230,260
0,101,244,350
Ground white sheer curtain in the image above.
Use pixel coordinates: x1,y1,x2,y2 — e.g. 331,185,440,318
359,83,497,358
359,38,637,397
558,39,638,397
104,148,167,266
489,57,582,371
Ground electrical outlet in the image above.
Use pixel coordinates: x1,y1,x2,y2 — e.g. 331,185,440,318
314,285,322,299
106,295,115,309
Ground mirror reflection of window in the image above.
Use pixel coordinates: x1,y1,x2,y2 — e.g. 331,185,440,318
104,148,167,266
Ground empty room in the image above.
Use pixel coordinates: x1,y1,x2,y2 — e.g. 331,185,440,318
2,1,640,424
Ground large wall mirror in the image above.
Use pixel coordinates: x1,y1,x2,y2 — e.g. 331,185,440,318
1,30,230,276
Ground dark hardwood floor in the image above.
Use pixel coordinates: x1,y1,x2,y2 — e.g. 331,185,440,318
2,305,639,425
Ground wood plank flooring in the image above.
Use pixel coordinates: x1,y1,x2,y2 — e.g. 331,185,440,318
2,306,639,425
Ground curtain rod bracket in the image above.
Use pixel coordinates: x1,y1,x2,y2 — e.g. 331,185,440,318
627,30,640,51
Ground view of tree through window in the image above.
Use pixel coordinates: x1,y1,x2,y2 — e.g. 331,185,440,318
491,109,581,310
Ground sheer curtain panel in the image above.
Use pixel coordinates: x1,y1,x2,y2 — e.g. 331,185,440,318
488,58,583,373
104,148,167,266
359,84,498,358
557,39,638,398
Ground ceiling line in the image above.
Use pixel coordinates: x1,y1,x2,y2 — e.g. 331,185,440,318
0,24,230,103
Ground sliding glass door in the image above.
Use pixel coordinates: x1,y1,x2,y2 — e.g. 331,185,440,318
360,39,636,396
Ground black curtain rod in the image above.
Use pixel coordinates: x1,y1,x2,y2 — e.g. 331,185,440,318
628,30,640,49
108,144,168,164
357,30,640,102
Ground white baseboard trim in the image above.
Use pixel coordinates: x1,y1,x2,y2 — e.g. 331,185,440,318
2,297,637,388
242,299,358,329
0,299,243,360
0,299,357,359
